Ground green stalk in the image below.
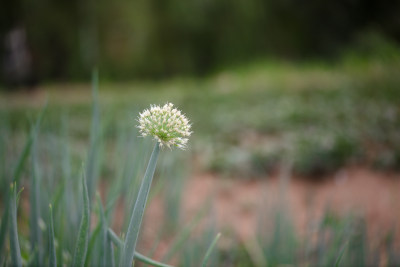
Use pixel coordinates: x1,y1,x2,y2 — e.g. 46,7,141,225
49,205,57,267
9,183,22,267
134,252,173,267
108,228,173,267
30,123,43,266
108,228,123,248
119,143,160,267
97,194,114,267
84,221,101,267
86,69,101,204
201,233,221,267
0,115,39,260
162,206,207,262
0,132,33,260
334,242,348,267
73,169,90,267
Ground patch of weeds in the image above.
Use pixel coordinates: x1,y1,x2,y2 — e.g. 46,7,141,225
249,150,282,176
291,132,360,176
373,149,400,170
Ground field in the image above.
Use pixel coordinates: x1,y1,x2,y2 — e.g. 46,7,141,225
1,56,400,266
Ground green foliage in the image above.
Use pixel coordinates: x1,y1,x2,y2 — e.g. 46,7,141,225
2,0,400,80
201,233,221,267
9,183,22,267
119,143,160,267
292,133,359,176
48,205,57,267
72,170,90,267
1,61,400,266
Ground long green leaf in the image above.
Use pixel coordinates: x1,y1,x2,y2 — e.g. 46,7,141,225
30,117,43,266
201,233,221,267
73,169,90,267
134,252,173,267
108,228,123,248
97,194,114,267
85,221,101,267
84,221,101,267
15,99,47,187
9,183,22,267
162,206,208,262
334,242,348,267
0,112,39,259
86,69,101,203
108,229,173,267
119,143,160,267
49,205,57,267
12,131,33,186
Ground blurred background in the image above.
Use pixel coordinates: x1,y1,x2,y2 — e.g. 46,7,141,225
1,0,400,266
1,0,400,82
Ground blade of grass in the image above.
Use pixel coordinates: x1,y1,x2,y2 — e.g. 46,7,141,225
49,204,57,267
73,168,90,267
119,143,160,267
84,221,101,267
134,252,173,267
201,233,221,267
9,183,22,267
108,228,123,248
108,228,173,267
30,115,44,266
15,99,47,187
11,130,33,186
97,194,113,267
86,69,101,204
334,242,348,267
243,237,267,267
162,205,208,262
0,107,43,260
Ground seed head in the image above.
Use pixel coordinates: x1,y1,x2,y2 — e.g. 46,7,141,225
137,103,192,149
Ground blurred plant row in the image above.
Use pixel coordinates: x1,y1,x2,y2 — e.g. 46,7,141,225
2,56,399,178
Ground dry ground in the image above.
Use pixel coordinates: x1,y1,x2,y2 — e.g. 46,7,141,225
138,167,400,259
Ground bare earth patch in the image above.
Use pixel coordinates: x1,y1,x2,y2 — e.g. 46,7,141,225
139,167,400,258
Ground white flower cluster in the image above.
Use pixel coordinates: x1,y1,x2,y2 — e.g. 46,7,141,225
137,103,192,149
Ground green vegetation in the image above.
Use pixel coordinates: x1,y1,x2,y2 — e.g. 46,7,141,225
0,57,400,266
2,55,400,177
2,0,399,80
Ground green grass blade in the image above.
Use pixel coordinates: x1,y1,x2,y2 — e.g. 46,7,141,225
86,69,101,203
108,228,123,248
201,233,221,267
0,105,45,260
49,205,57,267
119,143,160,267
334,242,348,267
0,124,36,259
134,252,174,267
84,221,101,267
108,229,172,267
14,99,47,187
85,195,118,267
97,194,109,267
12,132,33,187
30,121,43,266
162,206,208,262
73,169,90,267
9,183,22,267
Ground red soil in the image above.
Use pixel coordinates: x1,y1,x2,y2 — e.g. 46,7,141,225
141,167,400,253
